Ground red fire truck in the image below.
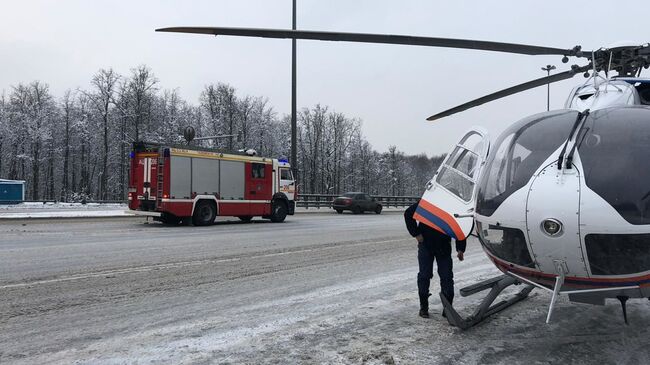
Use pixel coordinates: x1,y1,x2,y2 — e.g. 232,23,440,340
128,142,296,225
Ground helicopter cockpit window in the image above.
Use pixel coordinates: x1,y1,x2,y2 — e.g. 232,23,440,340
477,111,578,216
435,132,484,202
578,107,650,225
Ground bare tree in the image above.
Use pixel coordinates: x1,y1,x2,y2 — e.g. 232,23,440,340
88,68,119,200
60,90,75,201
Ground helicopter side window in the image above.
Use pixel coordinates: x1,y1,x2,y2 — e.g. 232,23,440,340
435,131,484,202
578,107,650,225
452,149,478,178
436,146,477,202
477,111,578,216
436,165,474,201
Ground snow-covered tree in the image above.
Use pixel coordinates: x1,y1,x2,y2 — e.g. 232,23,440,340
0,65,444,200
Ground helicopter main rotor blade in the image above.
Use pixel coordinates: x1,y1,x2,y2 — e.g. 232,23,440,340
426,65,590,121
156,26,586,57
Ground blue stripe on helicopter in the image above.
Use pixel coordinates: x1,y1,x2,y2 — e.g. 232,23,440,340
563,277,650,287
618,77,650,85
415,205,457,240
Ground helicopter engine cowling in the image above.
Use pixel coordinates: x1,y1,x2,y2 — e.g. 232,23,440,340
565,79,639,111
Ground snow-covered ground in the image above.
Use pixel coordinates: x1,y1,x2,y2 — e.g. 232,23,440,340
1,213,648,364
0,202,129,218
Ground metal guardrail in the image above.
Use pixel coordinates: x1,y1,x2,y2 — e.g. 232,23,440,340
296,194,419,209
8,196,419,209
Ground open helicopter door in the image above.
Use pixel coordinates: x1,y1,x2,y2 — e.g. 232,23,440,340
415,127,489,241
419,128,535,330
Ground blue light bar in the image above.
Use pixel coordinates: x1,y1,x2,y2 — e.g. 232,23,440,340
129,151,135,158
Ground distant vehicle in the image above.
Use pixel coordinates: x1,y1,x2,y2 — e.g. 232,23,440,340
128,142,296,225
331,192,382,214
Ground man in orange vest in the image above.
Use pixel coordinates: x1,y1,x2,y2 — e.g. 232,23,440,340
404,201,466,318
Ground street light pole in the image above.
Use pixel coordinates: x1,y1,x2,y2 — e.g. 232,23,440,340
291,0,298,180
541,64,556,111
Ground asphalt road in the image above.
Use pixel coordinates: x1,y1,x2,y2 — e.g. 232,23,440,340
1,213,649,364
0,212,415,364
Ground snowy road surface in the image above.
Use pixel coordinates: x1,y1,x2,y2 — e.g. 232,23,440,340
1,213,649,364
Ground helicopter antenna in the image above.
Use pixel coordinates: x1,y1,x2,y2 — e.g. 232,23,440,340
607,50,613,79
578,62,612,92
593,51,598,90
602,51,623,92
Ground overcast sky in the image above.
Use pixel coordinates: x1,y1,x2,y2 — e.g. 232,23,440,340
1,0,647,155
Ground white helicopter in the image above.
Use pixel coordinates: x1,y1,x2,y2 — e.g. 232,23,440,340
156,26,650,329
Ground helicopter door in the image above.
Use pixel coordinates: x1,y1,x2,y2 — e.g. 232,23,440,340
415,128,489,241
525,163,588,276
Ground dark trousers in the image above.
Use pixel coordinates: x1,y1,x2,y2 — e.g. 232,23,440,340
417,241,454,310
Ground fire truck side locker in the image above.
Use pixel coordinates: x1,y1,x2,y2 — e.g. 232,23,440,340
219,160,247,216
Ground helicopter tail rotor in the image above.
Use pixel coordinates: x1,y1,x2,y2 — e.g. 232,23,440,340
426,64,591,121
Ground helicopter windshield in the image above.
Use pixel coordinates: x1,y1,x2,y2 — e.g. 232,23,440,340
578,106,650,225
476,110,578,216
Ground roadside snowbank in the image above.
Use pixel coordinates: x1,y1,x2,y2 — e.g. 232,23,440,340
0,202,129,219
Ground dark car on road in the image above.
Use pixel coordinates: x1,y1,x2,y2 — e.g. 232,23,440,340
331,192,382,214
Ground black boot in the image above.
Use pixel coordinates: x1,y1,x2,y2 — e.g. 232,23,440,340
419,295,430,318
441,292,452,318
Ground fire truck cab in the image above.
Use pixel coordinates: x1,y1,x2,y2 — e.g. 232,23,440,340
128,142,296,225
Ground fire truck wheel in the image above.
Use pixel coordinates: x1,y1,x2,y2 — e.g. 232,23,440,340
335,209,343,214
270,201,288,223
192,200,216,226
238,216,253,223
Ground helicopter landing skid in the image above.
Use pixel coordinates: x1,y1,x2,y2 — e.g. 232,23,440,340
440,275,534,330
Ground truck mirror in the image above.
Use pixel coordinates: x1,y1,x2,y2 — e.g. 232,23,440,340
183,126,195,143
